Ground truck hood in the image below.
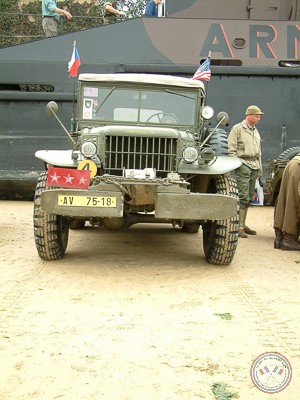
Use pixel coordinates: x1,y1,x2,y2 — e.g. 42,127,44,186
80,125,194,139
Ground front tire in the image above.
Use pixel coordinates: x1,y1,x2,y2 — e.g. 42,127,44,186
202,175,239,266
69,219,86,230
33,171,69,260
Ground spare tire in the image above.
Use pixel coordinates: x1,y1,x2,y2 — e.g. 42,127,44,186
277,146,300,161
207,128,228,156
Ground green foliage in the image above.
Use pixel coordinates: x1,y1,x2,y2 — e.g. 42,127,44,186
212,383,239,400
0,0,147,48
214,312,233,320
20,84,54,93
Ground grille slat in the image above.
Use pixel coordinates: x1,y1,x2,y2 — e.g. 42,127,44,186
105,136,177,176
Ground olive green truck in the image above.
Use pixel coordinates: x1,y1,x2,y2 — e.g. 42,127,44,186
34,73,242,265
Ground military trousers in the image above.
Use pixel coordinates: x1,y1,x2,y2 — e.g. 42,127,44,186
235,163,258,210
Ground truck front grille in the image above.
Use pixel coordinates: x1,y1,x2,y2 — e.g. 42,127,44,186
105,136,177,176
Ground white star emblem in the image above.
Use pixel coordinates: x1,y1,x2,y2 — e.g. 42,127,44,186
49,172,60,183
64,174,74,184
78,176,88,185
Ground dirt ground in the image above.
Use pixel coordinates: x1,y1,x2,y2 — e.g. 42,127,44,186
0,201,299,400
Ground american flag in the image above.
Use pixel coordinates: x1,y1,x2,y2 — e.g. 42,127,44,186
192,57,211,81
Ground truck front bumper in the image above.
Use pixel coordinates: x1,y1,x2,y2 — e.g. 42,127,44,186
41,188,124,217
155,192,237,220
41,185,237,221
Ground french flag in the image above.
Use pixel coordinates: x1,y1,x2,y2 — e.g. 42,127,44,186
68,43,81,77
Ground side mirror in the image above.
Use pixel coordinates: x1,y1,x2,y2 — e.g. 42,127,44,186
46,101,58,116
216,111,229,126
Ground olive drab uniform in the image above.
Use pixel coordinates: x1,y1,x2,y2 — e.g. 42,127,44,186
227,119,262,209
273,154,300,250
103,1,118,25
227,104,264,238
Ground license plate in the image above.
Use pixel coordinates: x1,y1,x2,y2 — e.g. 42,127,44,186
58,195,117,208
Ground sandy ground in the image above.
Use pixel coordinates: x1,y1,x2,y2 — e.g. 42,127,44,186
0,201,299,400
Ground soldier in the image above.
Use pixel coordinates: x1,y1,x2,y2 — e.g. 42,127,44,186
273,154,300,250
102,1,126,25
227,105,264,238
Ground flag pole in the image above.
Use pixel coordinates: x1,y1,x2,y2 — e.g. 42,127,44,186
205,50,211,97
71,40,76,134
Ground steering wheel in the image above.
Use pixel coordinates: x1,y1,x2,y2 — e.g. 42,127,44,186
146,112,180,124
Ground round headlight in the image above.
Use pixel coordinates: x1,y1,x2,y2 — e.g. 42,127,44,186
182,146,199,163
200,147,215,162
201,106,214,120
81,141,97,158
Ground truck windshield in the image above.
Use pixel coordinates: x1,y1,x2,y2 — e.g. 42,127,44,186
81,86,197,126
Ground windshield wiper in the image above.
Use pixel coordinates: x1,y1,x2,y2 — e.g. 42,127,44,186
164,89,195,100
95,86,116,114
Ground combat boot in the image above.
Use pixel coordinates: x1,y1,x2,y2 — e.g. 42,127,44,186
281,234,300,251
238,229,248,238
274,228,283,249
244,226,257,235
244,208,257,235
238,208,248,238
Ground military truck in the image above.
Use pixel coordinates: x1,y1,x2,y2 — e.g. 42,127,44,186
264,146,300,206
33,73,242,265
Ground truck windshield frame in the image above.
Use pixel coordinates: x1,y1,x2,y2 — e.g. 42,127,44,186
80,85,199,127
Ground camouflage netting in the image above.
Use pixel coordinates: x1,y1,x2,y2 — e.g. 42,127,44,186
0,0,147,48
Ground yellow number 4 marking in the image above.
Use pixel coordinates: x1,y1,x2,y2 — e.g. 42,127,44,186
77,160,97,177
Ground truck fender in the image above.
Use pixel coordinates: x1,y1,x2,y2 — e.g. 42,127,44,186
178,156,242,175
35,150,77,168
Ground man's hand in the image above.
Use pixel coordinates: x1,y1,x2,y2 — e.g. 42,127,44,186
64,11,72,20
55,8,73,20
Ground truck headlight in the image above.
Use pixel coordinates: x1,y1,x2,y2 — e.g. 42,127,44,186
200,147,215,162
182,146,199,163
81,141,97,158
201,106,214,120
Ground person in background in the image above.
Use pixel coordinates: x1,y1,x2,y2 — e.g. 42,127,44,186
273,154,300,250
102,1,126,25
42,0,72,37
227,105,264,238
145,0,161,17
250,177,264,206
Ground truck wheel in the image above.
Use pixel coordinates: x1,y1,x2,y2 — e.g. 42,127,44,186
202,175,239,266
207,128,228,156
33,171,69,260
182,223,200,233
69,219,86,230
277,146,300,161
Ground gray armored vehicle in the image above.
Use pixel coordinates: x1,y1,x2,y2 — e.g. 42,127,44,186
33,73,241,265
